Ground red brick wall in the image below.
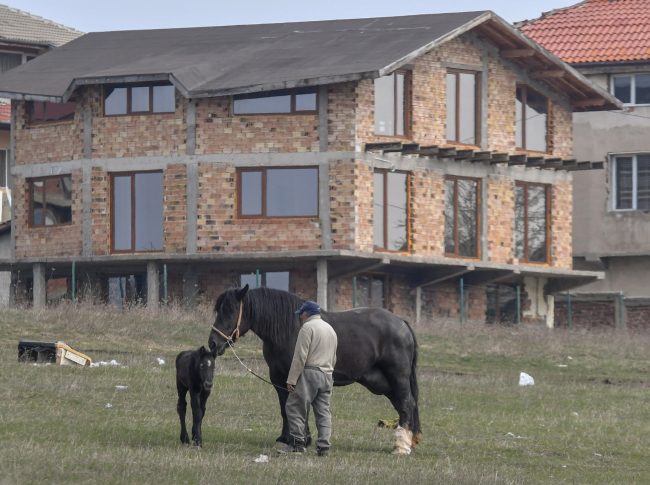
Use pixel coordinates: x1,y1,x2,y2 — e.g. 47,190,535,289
163,164,187,253
410,168,445,256
14,169,83,257
328,83,356,151
91,168,110,255
554,301,616,327
354,160,374,252
329,159,356,250
487,175,515,264
550,103,573,158
487,56,517,153
551,179,573,269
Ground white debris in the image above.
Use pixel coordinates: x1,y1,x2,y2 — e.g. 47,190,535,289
115,386,128,390
105,403,113,409
505,432,522,438
568,356,573,360
557,364,568,368
253,454,269,463
156,358,165,365
519,372,535,386
594,453,602,457
90,360,120,367
443,407,454,411
571,412,579,417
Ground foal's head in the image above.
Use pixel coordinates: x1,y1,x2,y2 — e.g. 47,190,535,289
196,346,215,390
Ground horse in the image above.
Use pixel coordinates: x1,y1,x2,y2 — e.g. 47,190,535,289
208,285,421,454
175,345,215,447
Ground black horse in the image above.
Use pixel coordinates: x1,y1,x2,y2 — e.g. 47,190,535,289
208,285,421,451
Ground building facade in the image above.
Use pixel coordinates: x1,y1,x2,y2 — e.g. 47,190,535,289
0,12,620,324
521,0,650,327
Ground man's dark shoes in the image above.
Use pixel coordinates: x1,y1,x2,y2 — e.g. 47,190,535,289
317,447,329,457
292,439,305,454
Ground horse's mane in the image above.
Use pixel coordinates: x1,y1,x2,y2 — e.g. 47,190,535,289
215,287,304,345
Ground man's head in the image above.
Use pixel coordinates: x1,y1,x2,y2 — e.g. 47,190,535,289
295,301,320,323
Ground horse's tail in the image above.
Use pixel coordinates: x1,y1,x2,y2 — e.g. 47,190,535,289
403,319,422,444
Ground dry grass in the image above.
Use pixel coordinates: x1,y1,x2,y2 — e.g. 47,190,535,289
1,306,650,484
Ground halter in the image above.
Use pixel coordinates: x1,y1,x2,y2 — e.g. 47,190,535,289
212,301,243,344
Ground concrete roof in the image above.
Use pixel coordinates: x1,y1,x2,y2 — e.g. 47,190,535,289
0,10,621,111
0,3,83,47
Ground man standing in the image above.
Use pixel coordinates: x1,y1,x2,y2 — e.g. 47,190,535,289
284,301,338,456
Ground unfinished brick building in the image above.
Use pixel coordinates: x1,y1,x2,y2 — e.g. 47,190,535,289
0,11,622,325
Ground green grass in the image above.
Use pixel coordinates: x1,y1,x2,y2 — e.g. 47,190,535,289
1,303,650,484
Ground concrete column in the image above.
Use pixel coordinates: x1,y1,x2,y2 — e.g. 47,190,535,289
147,261,159,310
316,259,328,310
186,163,198,254
83,108,92,159
319,162,332,250
480,48,489,150
33,263,46,309
614,294,628,330
9,102,15,259
186,101,196,155
327,279,337,312
182,266,199,308
480,178,488,262
415,286,422,324
545,295,555,329
8,270,16,308
82,164,92,256
318,85,328,152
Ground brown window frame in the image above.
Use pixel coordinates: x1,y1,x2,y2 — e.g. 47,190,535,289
373,70,412,139
110,171,164,254
515,181,551,264
444,175,481,259
232,88,319,116
487,283,521,324
354,273,389,309
28,175,73,228
236,166,320,219
516,84,550,154
373,168,411,253
28,101,76,126
102,83,176,117
446,69,480,146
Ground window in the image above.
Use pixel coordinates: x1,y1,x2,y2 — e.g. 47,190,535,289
240,271,290,291
612,74,650,106
355,274,386,308
233,88,317,115
237,167,318,218
446,70,479,145
0,150,7,188
444,177,479,258
29,176,72,227
0,52,22,73
613,155,650,210
29,101,76,124
516,85,549,153
111,172,163,253
515,182,549,263
374,170,408,252
374,71,409,137
103,84,176,116
486,284,520,324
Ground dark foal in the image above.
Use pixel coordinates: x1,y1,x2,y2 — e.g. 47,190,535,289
175,346,215,447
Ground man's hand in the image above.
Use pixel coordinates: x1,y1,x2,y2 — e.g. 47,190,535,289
287,384,295,392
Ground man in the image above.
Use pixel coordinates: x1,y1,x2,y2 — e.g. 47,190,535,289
284,301,338,457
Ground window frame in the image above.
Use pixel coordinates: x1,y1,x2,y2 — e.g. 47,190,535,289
232,88,319,116
611,73,650,106
516,84,550,154
354,272,389,309
236,166,320,219
373,168,411,253
515,181,551,265
444,175,481,259
612,154,650,211
28,175,74,228
28,100,77,126
0,149,7,189
102,83,176,117
240,271,290,291
109,170,164,254
373,70,411,139
446,69,480,146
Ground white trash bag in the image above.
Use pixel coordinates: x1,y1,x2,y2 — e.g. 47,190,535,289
519,372,535,386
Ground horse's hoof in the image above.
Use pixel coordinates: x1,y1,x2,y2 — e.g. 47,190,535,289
305,435,312,447
391,426,413,455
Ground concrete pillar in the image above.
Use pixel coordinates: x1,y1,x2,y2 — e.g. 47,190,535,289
186,101,196,155
327,279,337,312
545,295,554,329
316,259,328,310
82,164,92,256
186,163,198,254
83,108,92,159
33,263,46,309
319,162,332,250
614,294,628,330
182,266,198,308
7,270,16,307
415,286,422,325
147,261,159,311
318,85,328,152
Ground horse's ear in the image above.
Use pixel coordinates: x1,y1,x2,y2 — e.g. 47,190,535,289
198,345,206,357
236,284,249,301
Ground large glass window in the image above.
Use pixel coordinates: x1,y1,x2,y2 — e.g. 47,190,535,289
233,88,317,115
0,52,22,73
111,172,163,253
103,84,176,116
374,170,408,252
446,70,478,145
612,74,650,106
486,284,520,324
444,177,479,258
614,155,650,210
238,167,318,218
29,101,76,124
515,182,549,263
374,71,409,137
29,176,72,227
241,271,290,291
516,85,549,153
355,274,386,308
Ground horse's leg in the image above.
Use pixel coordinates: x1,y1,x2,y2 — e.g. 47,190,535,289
200,390,210,418
177,383,190,444
269,371,292,446
383,367,415,454
190,391,203,447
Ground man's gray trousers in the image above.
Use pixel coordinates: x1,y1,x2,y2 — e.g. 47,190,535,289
286,367,333,449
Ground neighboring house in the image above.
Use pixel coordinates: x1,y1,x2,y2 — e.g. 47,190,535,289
0,12,621,324
520,0,650,327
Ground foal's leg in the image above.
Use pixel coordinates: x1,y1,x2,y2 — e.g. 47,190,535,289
200,390,211,418
177,384,190,444
190,391,204,447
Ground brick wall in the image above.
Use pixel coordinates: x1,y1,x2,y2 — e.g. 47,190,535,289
554,300,616,327
14,169,83,258
410,168,445,256
421,281,486,321
163,164,187,253
487,55,517,153
486,175,515,264
196,163,322,253
329,159,355,250
354,159,374,252
91,168,110,255
550,103,573,158
550,179,573,269
328,83,356,151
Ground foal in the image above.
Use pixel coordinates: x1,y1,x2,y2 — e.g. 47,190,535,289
175,346,215,447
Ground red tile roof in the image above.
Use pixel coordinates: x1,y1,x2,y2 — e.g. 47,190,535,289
0,103,9,123
519,0,650,64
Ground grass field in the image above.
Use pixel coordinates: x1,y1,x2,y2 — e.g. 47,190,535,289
1,304,650,484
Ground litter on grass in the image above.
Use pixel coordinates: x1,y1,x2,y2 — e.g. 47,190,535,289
156,358,165,365
90,360,120,367
594,453,602,457
253,454,269,463
115,386,127,390
505,432,522,438
519,372,535,386
557,364,568,368
105,403,113,409
571,412,579,417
